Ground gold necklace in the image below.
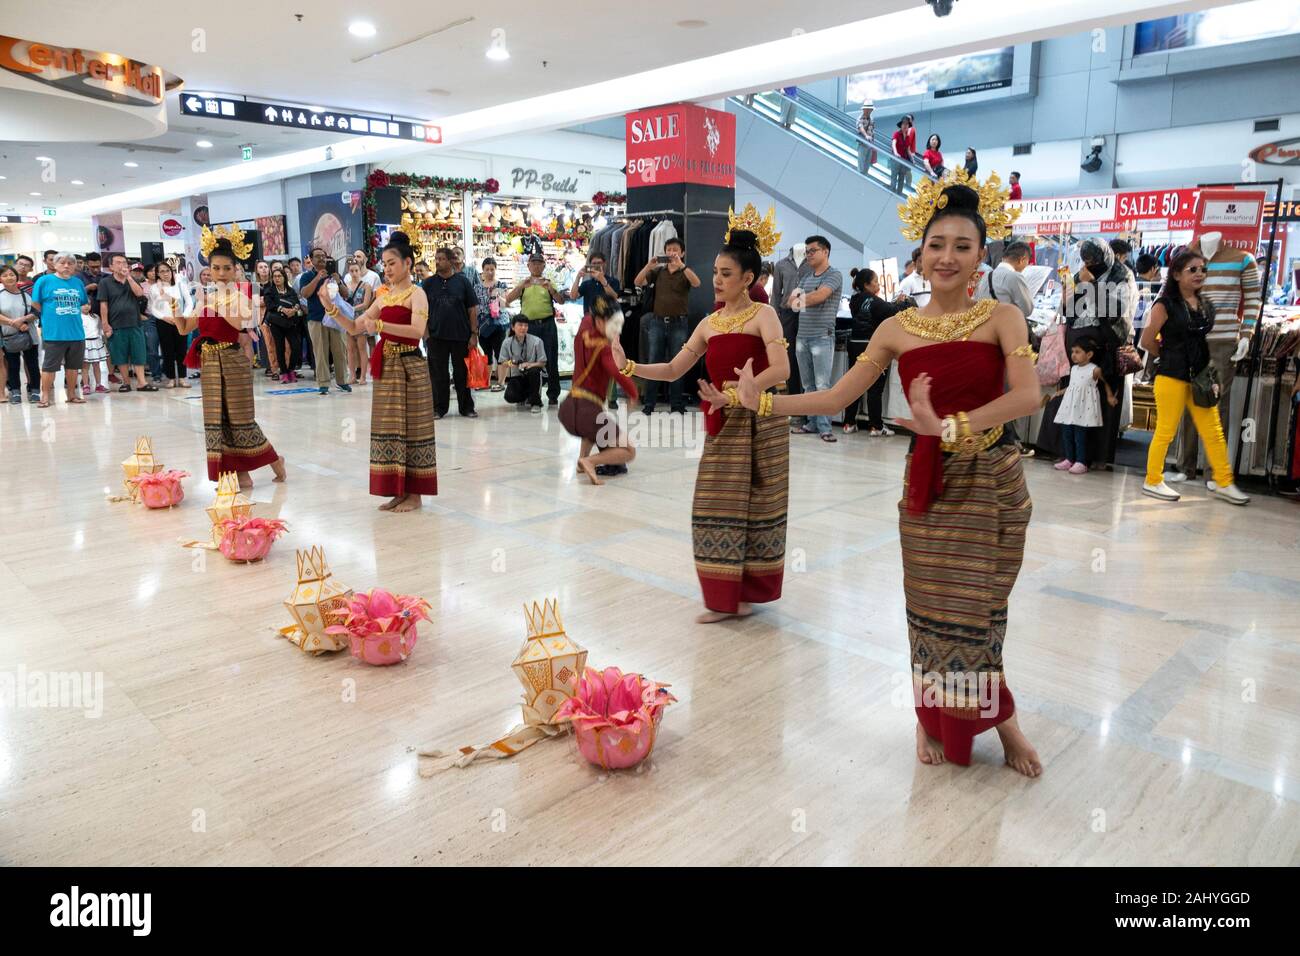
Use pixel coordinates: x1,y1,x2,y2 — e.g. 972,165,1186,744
708,301,762,334
896,298,996,342
380,285,414,307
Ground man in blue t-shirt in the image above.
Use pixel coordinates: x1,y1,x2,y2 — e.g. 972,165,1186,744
568,252,622,315
30,251,90,406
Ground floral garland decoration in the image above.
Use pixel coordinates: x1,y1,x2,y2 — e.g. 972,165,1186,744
363,169,501,251
592,191,627,206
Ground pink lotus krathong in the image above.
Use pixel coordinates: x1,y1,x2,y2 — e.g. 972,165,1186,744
554,666,676,769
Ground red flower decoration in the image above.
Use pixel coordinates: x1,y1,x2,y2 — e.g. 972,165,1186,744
484,178,499,194
592,191,607,206
367,169,390,189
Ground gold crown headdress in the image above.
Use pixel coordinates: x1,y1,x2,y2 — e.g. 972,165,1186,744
725,203,782,256
199,223,253,261
897,168,1020,242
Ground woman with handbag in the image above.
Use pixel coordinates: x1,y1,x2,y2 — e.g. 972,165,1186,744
0,265,41,403
1139,250,1248,505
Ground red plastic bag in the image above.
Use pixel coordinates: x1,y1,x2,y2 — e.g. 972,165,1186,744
466,348,490,390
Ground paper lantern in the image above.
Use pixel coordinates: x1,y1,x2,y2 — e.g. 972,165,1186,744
119,436,163,502
513,599,588,727
279,547,354,654
204,472,252,548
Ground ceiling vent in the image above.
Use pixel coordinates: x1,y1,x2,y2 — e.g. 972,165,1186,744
1253,118,1280,133
1012,143,1033,156
98,142,185,155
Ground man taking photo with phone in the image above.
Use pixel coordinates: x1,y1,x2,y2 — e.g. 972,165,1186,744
633,238,700,415
569,252,621,315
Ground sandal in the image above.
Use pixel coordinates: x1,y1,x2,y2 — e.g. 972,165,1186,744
37,400,50,408
820,433,837,443
67,395,86,404
139,384,159,392
118,384,132,393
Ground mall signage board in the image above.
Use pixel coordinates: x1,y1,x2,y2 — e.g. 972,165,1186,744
1009,187,1201,234
179,94,442,144
1263,200,1300,222
1193,188,1266,251
625,103,736,189
0,34,167,106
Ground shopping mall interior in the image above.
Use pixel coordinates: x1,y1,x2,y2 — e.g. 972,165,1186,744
1,0,1298,870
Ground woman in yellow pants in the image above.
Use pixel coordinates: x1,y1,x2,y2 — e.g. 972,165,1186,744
1139,250,1249,505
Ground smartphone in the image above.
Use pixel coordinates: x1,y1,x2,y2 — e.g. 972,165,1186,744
656,256,670,264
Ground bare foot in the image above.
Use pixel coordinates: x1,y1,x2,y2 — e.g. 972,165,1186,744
577,458,603,485
996,714,1043,778
915,722,945,766
391,494,422,513
237,471,253,490
378,496,401,511
695,602,753,624
271,456,286,482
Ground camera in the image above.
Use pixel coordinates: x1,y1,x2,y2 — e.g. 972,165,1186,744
324,257,338,276
927,0,956,16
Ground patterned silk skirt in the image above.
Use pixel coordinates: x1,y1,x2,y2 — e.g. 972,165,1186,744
899,443,1031,765
691,407,789,613
201,345,278,481
370,350,438,497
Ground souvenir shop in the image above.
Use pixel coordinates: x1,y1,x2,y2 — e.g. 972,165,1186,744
364,165,627,377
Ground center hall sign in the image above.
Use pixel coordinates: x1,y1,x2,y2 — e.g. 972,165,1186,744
625,103,736,189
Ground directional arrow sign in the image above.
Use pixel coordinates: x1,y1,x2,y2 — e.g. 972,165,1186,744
178,93,434,143
186,96,202,112
265,106,277,122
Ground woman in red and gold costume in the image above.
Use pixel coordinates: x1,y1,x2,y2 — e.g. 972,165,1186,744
558,294,639,484
637,229,790,624
319,231,436,512
170,234,285,489
728,176,1044,776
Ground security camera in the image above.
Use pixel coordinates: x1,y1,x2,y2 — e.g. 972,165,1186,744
927,0,957,15
1081,143,1103,173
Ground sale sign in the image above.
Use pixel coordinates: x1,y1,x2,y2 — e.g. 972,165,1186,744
625,103,735,189
1193,188,1267,252
1009,187,1201,234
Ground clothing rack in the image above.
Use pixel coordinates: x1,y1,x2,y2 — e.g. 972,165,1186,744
613,209,730,219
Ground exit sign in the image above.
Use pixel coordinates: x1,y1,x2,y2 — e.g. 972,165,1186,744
241,145,253,161
42,207,57,218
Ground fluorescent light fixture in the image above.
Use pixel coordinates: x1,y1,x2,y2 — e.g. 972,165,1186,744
486,32,510,61
196,140,213,148
29,191,40,196
71,179,84,185
35,155,52,162
123,161,139,168
348,20,377,38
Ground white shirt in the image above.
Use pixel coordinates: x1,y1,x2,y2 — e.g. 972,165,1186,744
975,262,1034,319
359,268,381,291
897,271,931,308
147,282,182,320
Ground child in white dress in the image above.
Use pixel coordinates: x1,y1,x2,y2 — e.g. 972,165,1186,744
81,312,108,395
1052,337,1116,474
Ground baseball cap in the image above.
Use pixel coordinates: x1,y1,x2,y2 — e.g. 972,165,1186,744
528,253,545,263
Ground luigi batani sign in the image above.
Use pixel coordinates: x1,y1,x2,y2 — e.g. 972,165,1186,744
180,93,442,143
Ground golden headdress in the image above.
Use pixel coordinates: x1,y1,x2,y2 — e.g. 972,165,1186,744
897,168,1020,242
199,223,253,261
725,203,781,256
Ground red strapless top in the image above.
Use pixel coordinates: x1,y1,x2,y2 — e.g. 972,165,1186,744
702,333,770,436
183,310,240,369
369,304,421,380
897,340,1007,515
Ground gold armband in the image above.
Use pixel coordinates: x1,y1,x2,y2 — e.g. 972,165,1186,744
767,337,789,350
620,359,636,377
680,342,704,357
855,351,886,378
757,391,774,417
1007,344,1037,362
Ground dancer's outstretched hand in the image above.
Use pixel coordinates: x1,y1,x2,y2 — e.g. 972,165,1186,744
733,358,759,410
895,372,943,436
697,379,731,413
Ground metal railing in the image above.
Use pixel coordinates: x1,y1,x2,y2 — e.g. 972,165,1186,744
732,88,928,198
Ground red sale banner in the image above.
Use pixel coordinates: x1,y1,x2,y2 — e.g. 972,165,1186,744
1193,188,1267,252
625,103,735,189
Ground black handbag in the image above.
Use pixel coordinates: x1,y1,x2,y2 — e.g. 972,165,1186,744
1191,361,1220,408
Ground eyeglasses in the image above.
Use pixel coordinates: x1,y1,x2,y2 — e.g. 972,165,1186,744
1184,266,1207,274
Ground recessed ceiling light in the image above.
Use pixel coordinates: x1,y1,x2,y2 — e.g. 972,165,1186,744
676,19,708,28
486,33,509,61
348,21,376,38
29,191,41,196
0,175,6,180
124,161,139,167
35,155,52,162
196,139,213,148
71,179,84,185
427,88,451,96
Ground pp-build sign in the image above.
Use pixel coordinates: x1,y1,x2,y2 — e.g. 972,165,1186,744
625,103,736,189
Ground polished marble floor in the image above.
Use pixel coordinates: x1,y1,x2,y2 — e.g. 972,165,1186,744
1,376,1298,866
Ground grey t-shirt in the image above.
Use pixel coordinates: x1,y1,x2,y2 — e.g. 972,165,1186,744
498,332,546,376
796,267,842,337
98,275,143,329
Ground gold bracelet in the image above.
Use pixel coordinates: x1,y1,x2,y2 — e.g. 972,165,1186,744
620,359,636,377
757,391,774,417
855,351,886,378
955,411,973,438
724,386,739,408
376,319,384,334
325,306,339,317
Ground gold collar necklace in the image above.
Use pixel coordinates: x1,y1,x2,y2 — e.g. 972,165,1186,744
709,301,762,334
896,298,996,342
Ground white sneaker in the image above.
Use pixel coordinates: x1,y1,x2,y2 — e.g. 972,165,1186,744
1142,481,1181,501
1213,483,1250,505
1165,471,1188,483
1205,480,1217,491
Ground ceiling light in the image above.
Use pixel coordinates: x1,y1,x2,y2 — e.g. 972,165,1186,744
486,32,510,61
124,161,139,167
348,20,377,38
676,19,708,28
29,191,41,196
196,140,213,148
0,175,6,180
71,179,84,185
35,155,52,162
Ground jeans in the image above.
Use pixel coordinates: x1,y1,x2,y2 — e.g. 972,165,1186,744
528,317,561,401
890,158,912,193
795,333,835,434
640,314,690,410
307,321,347,388
844,339,887,428
142,318,161,379
428,337,474,416
5,344,40,394
1060,424,1091,465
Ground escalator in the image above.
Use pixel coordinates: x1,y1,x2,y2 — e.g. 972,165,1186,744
728,88,928,259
